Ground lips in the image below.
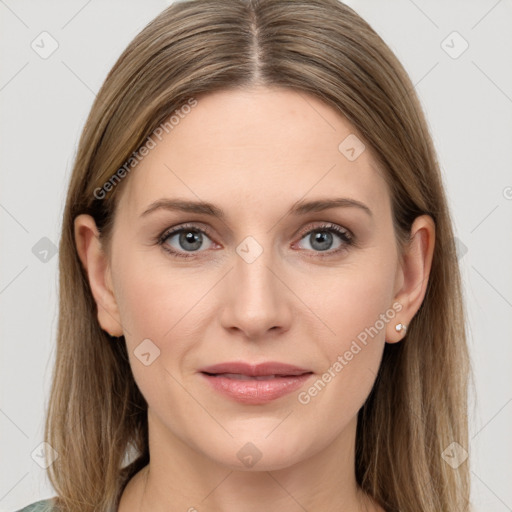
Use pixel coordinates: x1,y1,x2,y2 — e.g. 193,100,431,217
198,361,313,404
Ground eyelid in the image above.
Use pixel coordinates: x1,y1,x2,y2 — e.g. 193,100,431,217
295,222,353,243
158,222,215,242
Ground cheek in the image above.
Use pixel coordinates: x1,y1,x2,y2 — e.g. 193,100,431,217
294,256,395,411
113,249,187,337
302,260,394,348
111,256,193,406
112,253,214,367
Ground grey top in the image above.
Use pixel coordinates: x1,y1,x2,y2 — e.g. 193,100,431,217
15,499,57,512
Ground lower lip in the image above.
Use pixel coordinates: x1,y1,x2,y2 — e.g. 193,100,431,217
200,373,313,404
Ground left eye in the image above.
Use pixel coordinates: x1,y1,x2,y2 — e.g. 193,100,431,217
296,225,353,253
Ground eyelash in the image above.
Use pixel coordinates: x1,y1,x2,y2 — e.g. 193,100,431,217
156,222,355,259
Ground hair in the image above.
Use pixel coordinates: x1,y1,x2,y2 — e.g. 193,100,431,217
44,0,473,510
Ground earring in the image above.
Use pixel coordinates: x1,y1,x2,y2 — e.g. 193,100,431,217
395,322,408,335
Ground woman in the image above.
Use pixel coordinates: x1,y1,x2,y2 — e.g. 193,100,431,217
17,0,472,510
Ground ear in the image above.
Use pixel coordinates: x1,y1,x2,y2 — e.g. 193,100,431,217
74,214,124,337
385,214,435,344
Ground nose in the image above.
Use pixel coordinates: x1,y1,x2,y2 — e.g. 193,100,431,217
219,240,293,340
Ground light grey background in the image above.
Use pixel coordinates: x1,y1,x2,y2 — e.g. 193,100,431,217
1,0,511,510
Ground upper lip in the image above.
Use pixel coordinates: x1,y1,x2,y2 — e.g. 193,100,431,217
199,361,312,377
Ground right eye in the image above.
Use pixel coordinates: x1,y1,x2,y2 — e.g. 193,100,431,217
158,223,217,258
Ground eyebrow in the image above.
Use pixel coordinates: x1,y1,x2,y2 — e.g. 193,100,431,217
140,197,372,219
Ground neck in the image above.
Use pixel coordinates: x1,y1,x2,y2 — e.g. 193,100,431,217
119,410,382,512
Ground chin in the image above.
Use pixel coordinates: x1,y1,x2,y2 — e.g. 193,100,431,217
203,434,310,472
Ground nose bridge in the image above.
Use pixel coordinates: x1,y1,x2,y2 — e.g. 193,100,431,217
234,233,281,308
220,232,292,337
235,234,276,297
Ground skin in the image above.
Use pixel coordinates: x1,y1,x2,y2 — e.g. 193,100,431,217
75,86,435,512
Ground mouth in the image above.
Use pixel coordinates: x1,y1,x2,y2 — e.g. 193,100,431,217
198,361,314,404
202,372,312,380
199,361,312,377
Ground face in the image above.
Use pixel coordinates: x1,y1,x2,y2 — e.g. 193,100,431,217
94,86,407,470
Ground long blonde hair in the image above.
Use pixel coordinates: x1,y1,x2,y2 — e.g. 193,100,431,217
45,0,472,510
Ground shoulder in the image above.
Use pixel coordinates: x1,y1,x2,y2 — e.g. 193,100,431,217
14,498,58,512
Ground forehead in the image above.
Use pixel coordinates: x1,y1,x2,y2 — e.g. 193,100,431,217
118,86,390,221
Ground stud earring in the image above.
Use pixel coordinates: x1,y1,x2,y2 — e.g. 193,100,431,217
395,323,407,335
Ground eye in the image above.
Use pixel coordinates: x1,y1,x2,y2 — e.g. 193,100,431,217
294,223,354,256
157,223,216,258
